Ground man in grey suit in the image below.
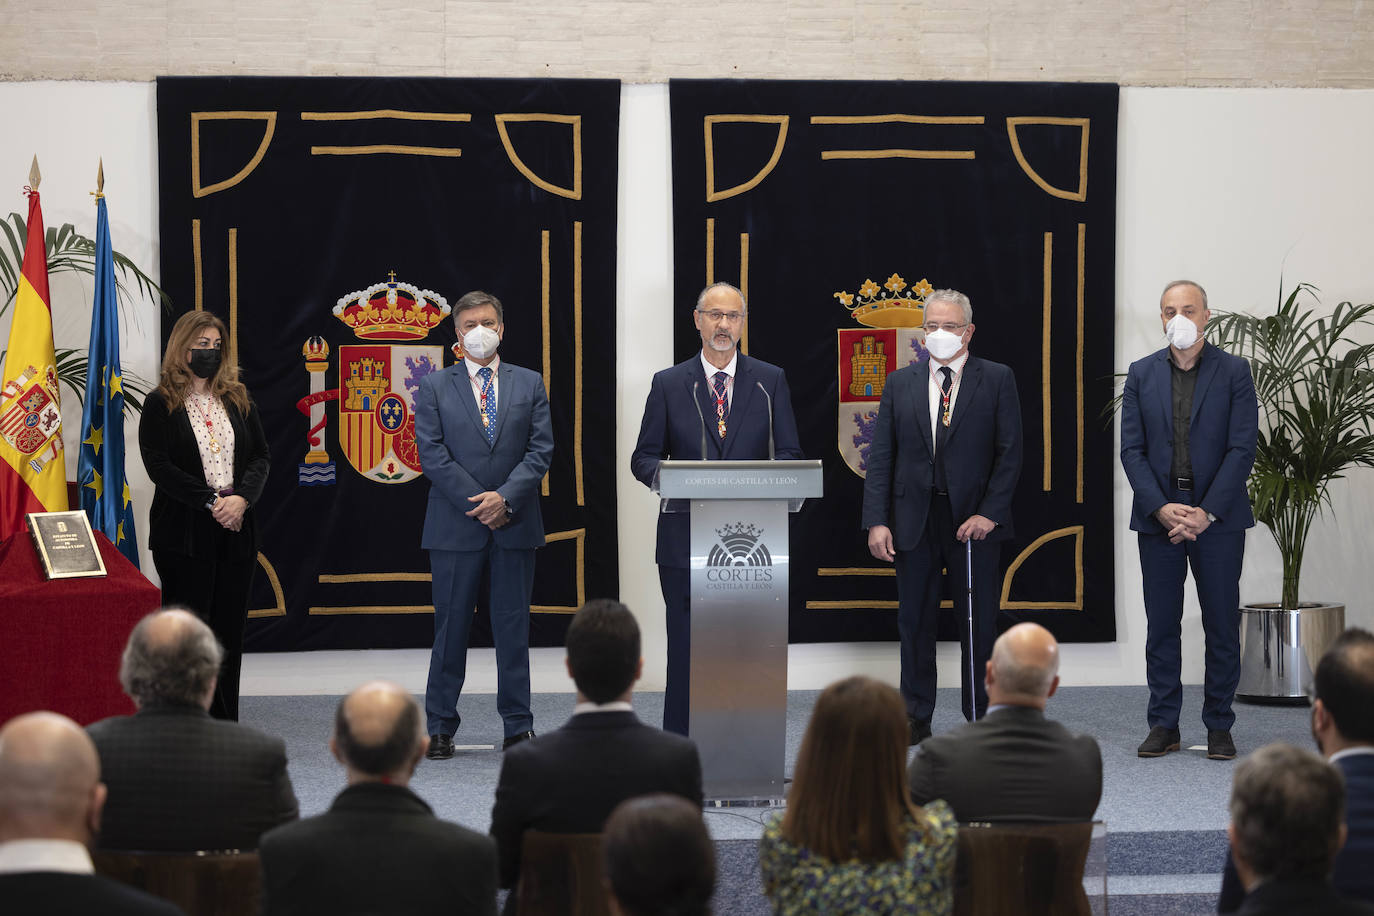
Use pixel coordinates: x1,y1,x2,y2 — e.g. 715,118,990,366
908,622,1102,822
490,600,702,901
87,608,298,851
0,711,185,915
414,290,555,758
259,681,497,916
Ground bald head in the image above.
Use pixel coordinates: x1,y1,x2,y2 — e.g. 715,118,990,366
331,681,426,784
986,623,1061,709
0,712,105,844
120,607,223,709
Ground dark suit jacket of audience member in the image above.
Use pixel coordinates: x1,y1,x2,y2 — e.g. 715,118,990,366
259,782,497,916
490,710,703,890
907,705,1103,821
1219,751,1374,911
1234,879,1374,915
87,703,298,851
0,872,187,915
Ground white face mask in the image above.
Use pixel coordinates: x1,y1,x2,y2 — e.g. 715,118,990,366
462,325,500,360
1165,314,1199,350
924,328,964,362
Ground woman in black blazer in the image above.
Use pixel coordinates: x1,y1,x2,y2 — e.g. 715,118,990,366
138,310,269,720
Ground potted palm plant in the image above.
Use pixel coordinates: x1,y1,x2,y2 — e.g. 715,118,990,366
0,209,165,411
1207,282,1374,699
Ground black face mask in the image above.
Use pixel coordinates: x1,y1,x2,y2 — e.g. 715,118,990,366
189,348,222,379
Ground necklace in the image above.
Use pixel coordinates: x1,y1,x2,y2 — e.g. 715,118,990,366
187,392,221,454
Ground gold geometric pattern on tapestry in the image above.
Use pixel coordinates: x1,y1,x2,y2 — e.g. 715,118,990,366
999,525,1085,610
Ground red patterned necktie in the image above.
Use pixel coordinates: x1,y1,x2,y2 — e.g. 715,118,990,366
712,370,729,439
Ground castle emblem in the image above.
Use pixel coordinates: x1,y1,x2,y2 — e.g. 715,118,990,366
835,272,933,477
297,273,450,486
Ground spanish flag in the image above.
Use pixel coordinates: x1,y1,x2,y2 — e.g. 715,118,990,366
0,179,68,540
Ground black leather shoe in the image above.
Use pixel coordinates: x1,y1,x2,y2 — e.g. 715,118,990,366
426,734,454,760
908,718,932,747
1207,729,1237,760
1137,725,1181,757
502,730,536,750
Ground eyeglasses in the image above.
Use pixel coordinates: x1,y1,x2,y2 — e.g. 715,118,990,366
923,322,967,334
697,309,746,323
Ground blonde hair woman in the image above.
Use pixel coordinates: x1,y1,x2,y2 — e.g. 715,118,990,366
138,311,268,720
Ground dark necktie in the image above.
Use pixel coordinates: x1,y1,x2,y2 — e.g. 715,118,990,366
712,370,729,439
478,366,496,443
934,366,952,492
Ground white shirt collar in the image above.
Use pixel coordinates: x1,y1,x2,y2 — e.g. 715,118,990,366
699,350,738,379
572,700,634,716
464,355,501,378
930,351,969,377
1330,746,1374,764
0,839,94,875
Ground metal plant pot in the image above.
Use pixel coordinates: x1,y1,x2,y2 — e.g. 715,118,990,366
1236,602,1345,702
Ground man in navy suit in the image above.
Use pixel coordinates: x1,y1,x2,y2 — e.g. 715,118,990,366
490,599,702,904
1218,627,1374,910
414,290,554,758
631,282,803,735
1121,280,1257,760
861,288,1023,743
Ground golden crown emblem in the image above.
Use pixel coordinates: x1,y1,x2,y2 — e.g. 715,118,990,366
301,335,330,361
333,272,452,340
834,273,934,329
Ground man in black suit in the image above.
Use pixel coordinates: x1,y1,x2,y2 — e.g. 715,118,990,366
631,282,803,735
1226,742,1374,915
489,599,703,901
862,288,1023,742
1218,627,1374,911
908,622,1101,821
259,681,497,916
87,608,298,851
0,711,184,915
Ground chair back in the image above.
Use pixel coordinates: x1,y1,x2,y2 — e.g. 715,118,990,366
952,821,1096,916
91,849,261,916
513,831,610,916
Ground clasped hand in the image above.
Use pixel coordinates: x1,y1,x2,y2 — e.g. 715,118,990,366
1156,502,1211,544
211,495,247,532
467,490,511,530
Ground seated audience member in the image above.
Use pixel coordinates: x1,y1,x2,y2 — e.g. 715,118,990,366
87,608,298,851
490,599,702,903
759,676,957,915
260,681,497,916
0,711,184,915
1226,742,1374,915
602,794,715,916
908,622,1102,821
1220,627,1374,911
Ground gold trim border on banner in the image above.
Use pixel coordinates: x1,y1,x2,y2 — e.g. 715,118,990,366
1000,525,1085,610
704,115,789,203
1006,116,1091,202
1076,222,1086,504
190,111,277,198
301,110,472,122
541,229,552,497
306,529,587,615
247,553,286,618
310,145,462,158
495,113,583,200
1042,230,1052,491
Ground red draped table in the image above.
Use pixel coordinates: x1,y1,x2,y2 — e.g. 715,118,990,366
0,527,161,726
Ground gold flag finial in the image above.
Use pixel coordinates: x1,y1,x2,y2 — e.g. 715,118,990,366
28,155,41,190
94,157,105,199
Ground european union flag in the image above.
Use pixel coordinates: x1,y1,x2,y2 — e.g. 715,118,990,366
77,192,139,566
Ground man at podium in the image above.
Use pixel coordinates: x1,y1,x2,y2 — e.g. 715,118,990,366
631,282,803,736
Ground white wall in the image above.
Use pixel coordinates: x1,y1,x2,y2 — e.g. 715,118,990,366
4,81,1374,689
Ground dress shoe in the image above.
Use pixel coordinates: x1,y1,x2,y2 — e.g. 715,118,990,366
1137,725,1181,758
502,730,536,750
908,718,932,747
426,734,454,760
1207,729,1237,760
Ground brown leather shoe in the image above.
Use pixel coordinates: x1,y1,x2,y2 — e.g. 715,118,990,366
1137,726,1181,757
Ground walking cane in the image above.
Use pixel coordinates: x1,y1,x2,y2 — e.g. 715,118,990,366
965,537,979,721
